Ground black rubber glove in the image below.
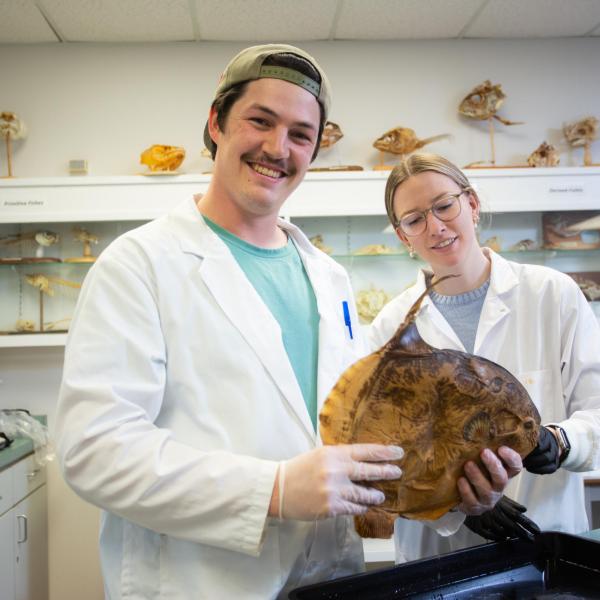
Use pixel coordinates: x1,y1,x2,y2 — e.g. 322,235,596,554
464,495,541,542
523,426,561,475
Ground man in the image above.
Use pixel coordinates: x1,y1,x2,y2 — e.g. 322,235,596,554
55,44,518,599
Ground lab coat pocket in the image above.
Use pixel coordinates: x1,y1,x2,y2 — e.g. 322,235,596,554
517,369,553,420
121,522,161,599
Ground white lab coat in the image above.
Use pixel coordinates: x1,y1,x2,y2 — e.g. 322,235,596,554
55,198,366,599
369,249,600,563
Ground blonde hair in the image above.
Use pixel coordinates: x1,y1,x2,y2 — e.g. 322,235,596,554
384,153,475,226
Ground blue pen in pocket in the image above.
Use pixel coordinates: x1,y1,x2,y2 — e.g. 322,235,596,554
342,301,353,340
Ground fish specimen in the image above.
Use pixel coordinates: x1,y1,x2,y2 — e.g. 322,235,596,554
0,112,27,178
527,142,559,167
0,230,59,247
67,227,99,262
309,234,333,255
570,275,600,302
356,287,391,324
320,275,540,538
563,117,598,166
459,81,523,166
509,239,537,252
15,319,35,332
319,121,344,149
25,274,81,296
140,144,185,172
482,236,502,253
373,127,449,169
353,244,396,256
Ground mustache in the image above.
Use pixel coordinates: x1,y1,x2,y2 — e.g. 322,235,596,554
243,153,292,176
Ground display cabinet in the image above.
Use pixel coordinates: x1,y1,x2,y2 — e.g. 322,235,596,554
1,167,599,347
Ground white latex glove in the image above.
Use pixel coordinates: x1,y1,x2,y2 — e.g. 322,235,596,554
275,444,404,521
457,446,523,516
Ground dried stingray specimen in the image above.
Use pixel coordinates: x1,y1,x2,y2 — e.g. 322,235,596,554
528,142,559,167
320,275,540,538
140,144,185,172
320,121,344,149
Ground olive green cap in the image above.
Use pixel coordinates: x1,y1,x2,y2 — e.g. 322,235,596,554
203,43,331,153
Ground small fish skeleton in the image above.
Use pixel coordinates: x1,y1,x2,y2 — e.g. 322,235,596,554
140,144,185,172
320,275,540,538
320,121,344,149
0,230,59,246
373,127,449,157
458,81,522,126
25,274,81,296
527,142,559,168
73,227,98,245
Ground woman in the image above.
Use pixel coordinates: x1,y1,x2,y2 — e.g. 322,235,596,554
369,153,600,562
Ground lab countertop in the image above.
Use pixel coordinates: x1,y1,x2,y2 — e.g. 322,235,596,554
0,436,34,472
0,414,46,472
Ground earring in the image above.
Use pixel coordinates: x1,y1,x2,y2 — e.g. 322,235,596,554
408,244,416,259
473,215,480,230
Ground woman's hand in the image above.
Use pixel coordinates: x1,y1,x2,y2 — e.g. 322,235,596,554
457,446,522,515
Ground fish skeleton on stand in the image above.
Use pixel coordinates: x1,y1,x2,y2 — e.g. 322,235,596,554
73,227,99,245
25,274,81,296
0,230,60,246
373,127,450,158
320,274,540,538
459,81,522,126
319,121,344,149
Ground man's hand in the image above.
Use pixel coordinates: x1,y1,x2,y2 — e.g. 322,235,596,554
464,495,541,541
457,446,522,516
523,427,561,474
270,444,404,521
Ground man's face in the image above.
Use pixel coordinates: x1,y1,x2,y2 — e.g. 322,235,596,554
208,78,320,220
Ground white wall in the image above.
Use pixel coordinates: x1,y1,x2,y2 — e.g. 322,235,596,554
0,38,599,600
0,39,599,178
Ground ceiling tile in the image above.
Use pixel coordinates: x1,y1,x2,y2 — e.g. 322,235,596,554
334,0,485,39
40,0,194,42
466,0,600,37
193,0,338,41
0,0,58,43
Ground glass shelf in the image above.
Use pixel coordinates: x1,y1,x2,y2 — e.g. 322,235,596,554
331,248,600,262
0,260,95,268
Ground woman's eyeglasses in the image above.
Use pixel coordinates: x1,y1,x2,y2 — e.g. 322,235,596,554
395,190,468,236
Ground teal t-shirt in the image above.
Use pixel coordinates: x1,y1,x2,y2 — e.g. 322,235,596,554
204,217,320,429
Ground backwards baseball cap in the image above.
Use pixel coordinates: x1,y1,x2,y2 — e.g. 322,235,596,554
203,43,331,154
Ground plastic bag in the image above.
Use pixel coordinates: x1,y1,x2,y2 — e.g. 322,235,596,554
0,409,55,466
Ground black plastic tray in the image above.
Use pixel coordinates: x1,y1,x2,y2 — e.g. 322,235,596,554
289,532,600,599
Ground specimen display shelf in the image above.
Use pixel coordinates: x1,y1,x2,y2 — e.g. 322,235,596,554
1,167,599,348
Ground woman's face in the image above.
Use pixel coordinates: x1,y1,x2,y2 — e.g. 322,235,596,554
392,171,480,272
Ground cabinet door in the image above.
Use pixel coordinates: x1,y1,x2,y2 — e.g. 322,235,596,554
0,509,16,600
14,485,48,600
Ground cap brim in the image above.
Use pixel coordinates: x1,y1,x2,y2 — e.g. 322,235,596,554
203,122,215,157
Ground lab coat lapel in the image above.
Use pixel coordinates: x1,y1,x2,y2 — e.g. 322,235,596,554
474,250,518,355
300,251,344,410
176,202,315,440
